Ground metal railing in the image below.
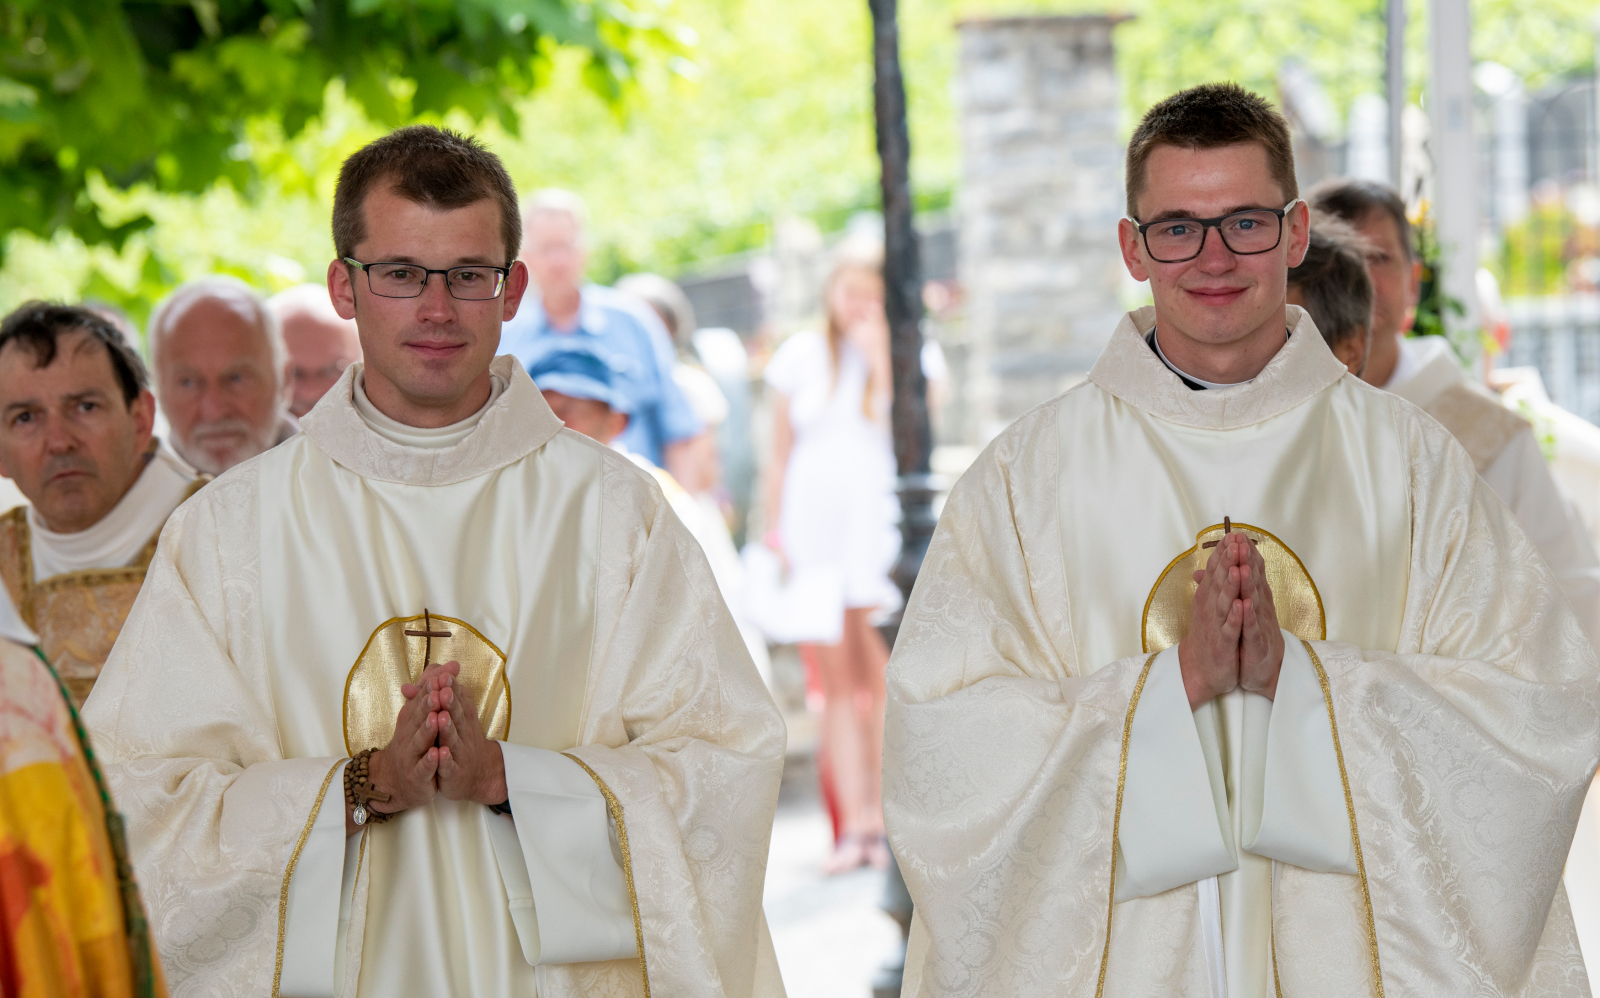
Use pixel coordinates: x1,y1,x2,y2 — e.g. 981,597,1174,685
1504,295,1600,424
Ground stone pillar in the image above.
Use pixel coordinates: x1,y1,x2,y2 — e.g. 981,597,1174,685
957,14,1128,441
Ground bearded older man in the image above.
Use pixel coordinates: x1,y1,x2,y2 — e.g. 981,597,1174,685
148,277,298,474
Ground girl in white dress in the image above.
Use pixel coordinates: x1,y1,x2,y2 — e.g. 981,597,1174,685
762,243,902,873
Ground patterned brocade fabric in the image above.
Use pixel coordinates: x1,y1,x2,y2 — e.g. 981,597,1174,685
0,639,166,996
82,358,788,997
0,495,193,707
884,307,1600,998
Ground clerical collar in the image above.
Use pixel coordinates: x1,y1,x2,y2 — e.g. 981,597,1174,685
1145,327,1292,391
27,441,196,580
353,373,507,449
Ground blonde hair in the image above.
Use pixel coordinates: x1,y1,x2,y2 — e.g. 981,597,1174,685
823,238,890,420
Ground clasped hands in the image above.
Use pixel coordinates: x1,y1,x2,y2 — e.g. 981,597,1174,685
347,660,507,834
1177,532,1285,710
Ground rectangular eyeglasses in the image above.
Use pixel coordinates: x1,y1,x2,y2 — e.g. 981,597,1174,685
344,258,509,300
1129,199,1304,263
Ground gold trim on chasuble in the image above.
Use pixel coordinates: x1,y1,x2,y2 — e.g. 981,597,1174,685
1302,639,1386,997
342,613,512,755
272,759,345,998
1,480,205,705
1096,527,1385,997
1140,521,1326,654
562,753,653,998
270,614,515,995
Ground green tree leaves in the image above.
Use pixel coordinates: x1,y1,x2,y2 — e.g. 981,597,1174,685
0,0,679,252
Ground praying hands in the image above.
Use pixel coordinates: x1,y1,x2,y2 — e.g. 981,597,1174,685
347,659,507,835
1177,528,1285,710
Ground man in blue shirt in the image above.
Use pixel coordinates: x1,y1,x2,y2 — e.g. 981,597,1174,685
502,189,701,469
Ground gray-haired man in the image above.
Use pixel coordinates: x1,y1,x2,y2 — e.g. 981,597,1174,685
149,276,297,474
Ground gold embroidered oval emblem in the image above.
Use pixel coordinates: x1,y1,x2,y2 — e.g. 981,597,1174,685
342,612,511,755
1141,521,1325,653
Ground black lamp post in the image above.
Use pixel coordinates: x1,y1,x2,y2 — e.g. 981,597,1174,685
869,0,934,993
871,0,932,483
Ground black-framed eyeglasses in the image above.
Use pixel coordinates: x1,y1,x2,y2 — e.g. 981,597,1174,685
1128,199,1304,263
343,257,510,301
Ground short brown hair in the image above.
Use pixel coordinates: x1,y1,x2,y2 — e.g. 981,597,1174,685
1126,83,1297,217
1288,213,1374,350
0,301,149,406
332,125,521,266
1309,177,1413,261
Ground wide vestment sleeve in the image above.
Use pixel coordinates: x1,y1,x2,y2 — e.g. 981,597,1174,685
81,465,346,996
545,455,787,998
885,392,1600,998
1272,403,1600,997
881,403,1211,997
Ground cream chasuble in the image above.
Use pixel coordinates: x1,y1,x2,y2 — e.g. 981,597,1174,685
1384,335,1600,649
83,356,787,998
885,306,1600,998
1486,369,1600,975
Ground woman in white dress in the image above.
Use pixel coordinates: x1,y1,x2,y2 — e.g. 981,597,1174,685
763,243,902,873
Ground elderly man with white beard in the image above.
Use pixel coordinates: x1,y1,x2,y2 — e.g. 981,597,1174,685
148,277,299,474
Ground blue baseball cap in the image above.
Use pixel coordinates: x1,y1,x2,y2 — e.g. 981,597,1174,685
527,344,631,414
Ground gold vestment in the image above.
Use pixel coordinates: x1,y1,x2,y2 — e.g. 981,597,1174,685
0,479,204,706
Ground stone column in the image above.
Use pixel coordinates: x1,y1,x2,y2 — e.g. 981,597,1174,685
957,14,1128,441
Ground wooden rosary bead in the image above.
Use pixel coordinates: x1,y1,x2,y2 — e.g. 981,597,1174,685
346,747,394,825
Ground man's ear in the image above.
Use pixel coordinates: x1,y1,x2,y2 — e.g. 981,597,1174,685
501,261,531,323
130,388,157,453
1332,331,1367,374
327,261,358,321
610,411,630,440
278,359,295,410
1286,200,1311,268
1118,217,1150,283
1409,258,1424,304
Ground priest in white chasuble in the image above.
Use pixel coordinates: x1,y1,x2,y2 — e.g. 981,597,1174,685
883,83,1600,998
1308,177,1600,651
81,126,787,998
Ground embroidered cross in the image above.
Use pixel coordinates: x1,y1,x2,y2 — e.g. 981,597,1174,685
1202,515,1259,550
404,609,453,665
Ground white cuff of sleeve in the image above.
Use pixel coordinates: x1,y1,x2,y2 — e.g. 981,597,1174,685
1243,634,1356,874
280,761,347,998
1116,645,1238,901
488,743,636,966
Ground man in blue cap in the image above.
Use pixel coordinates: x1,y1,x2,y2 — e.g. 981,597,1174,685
530,344,772,684
527,341,632,446
507,190,702,474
